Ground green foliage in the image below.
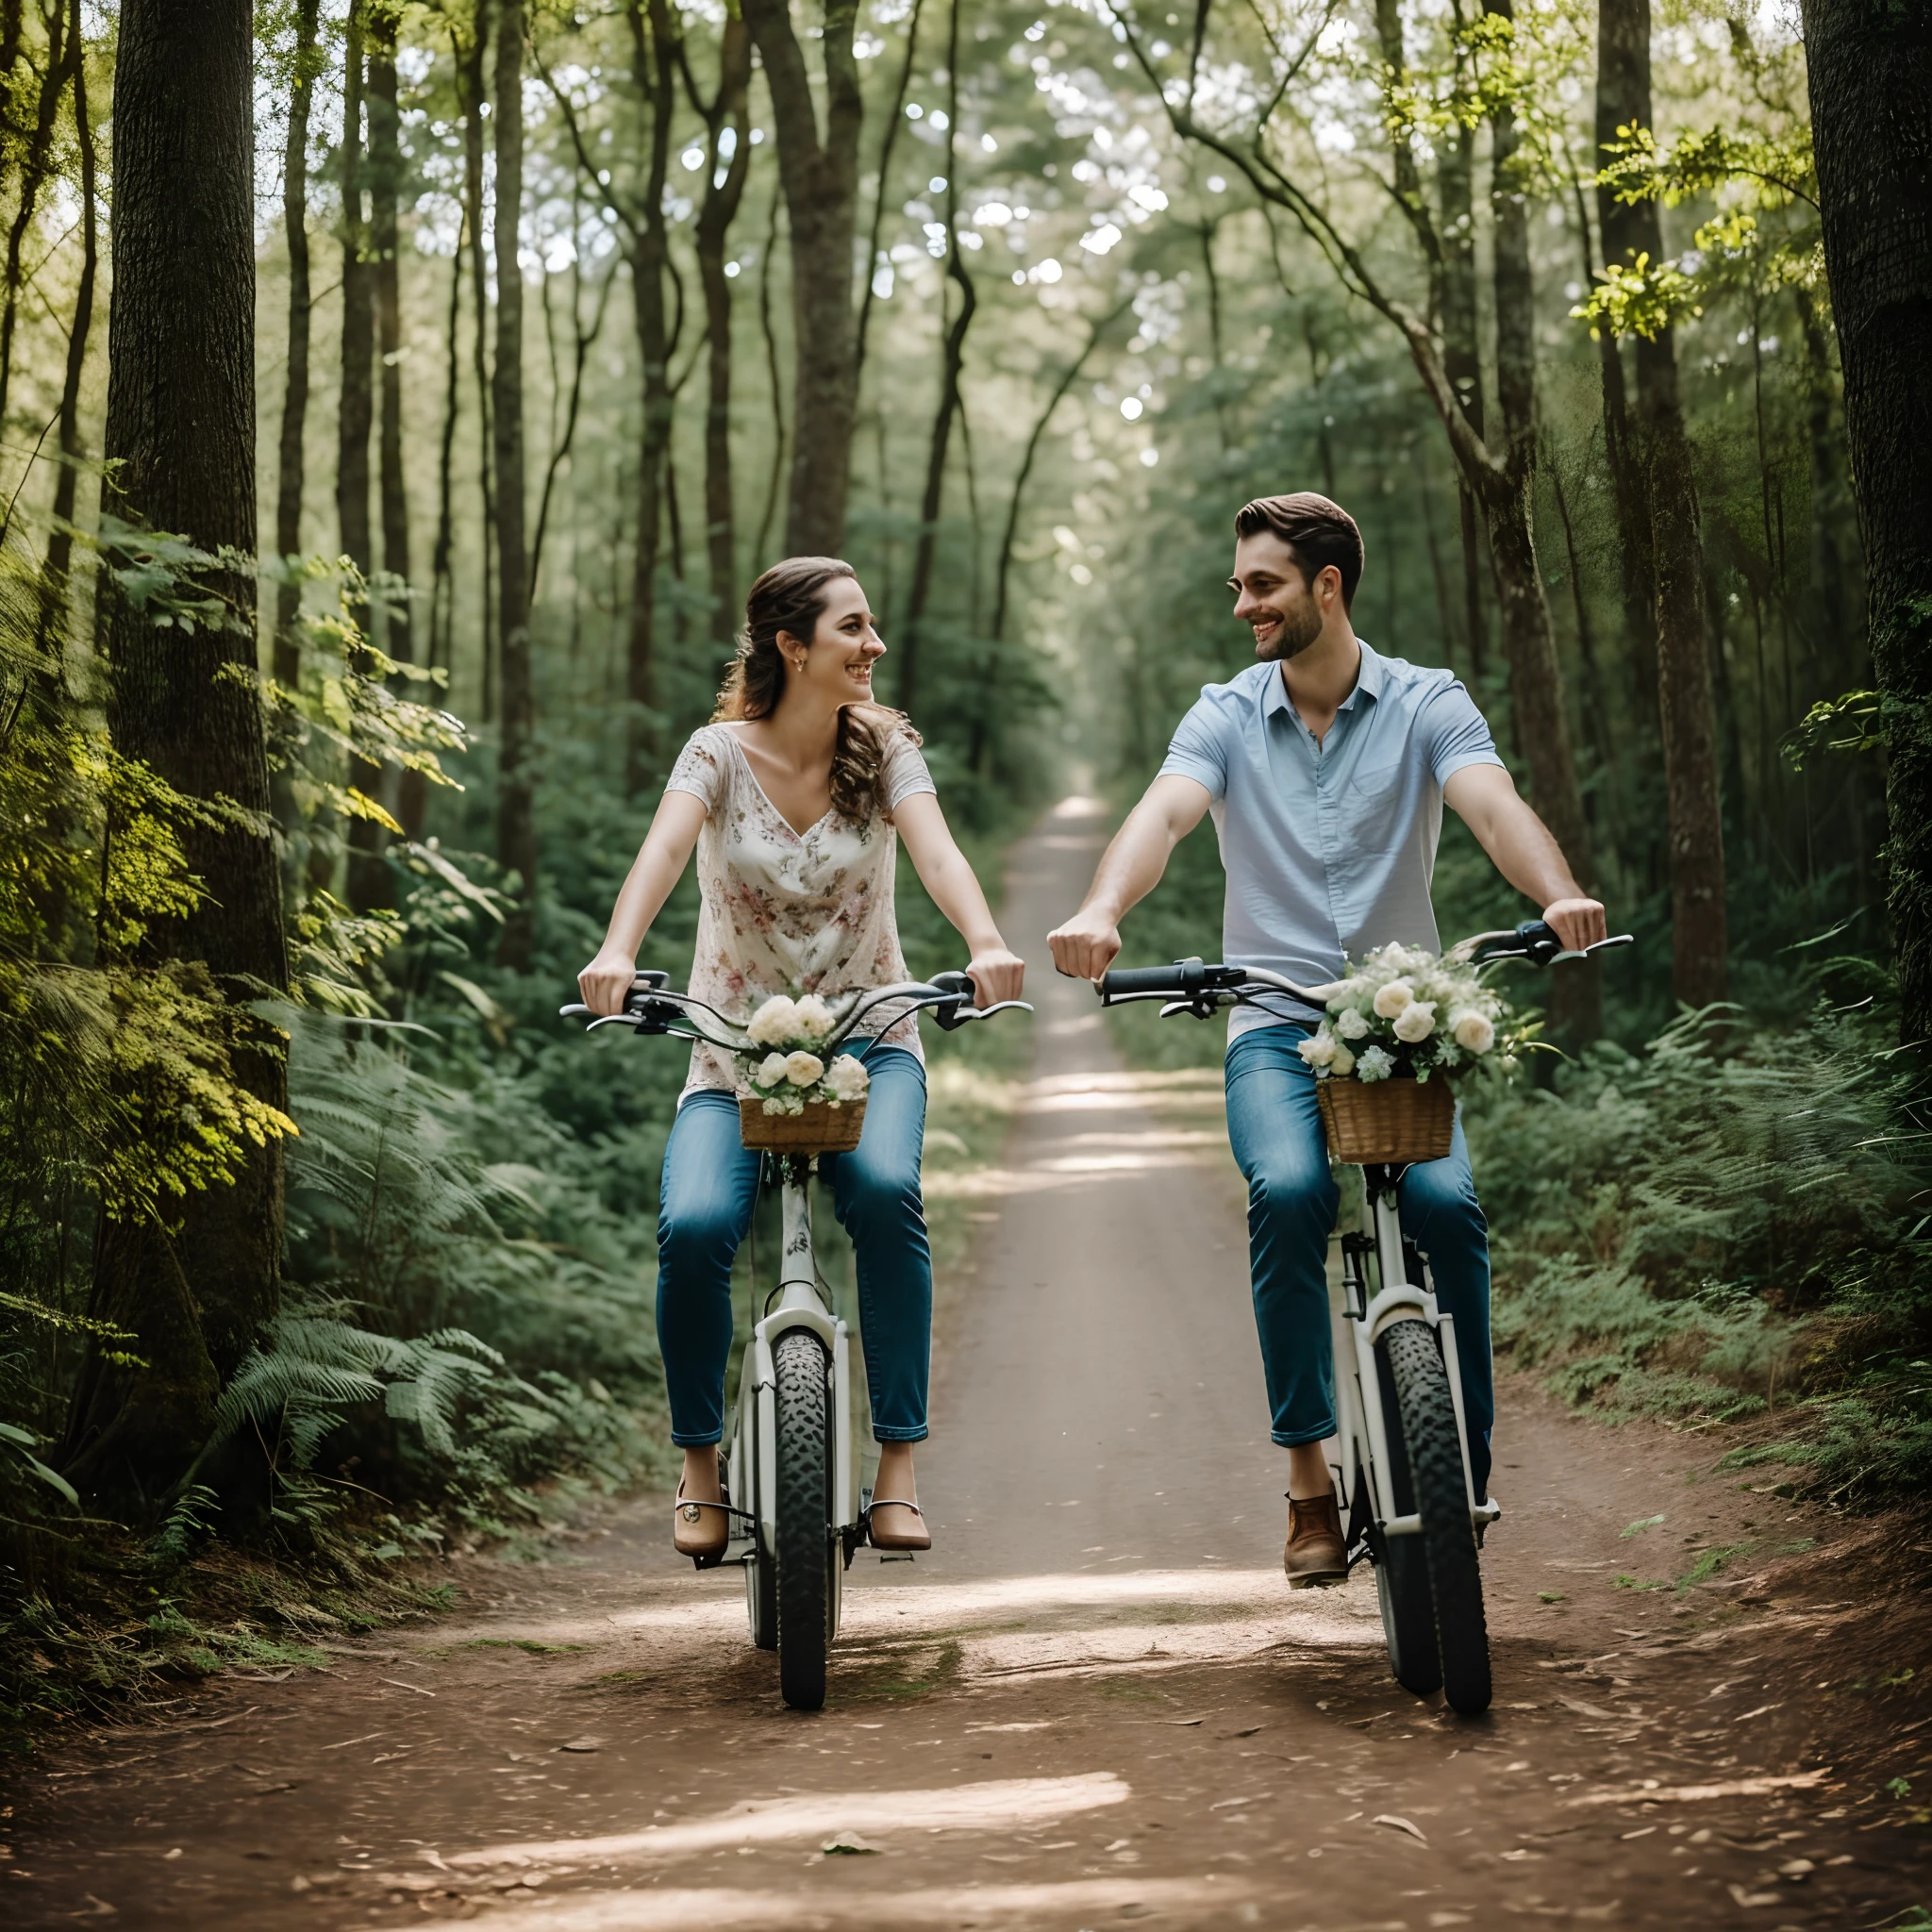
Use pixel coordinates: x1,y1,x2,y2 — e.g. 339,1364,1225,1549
1466,998,1932,1496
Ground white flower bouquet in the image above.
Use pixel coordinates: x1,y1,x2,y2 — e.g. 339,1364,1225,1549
1298,941,1532,1086
738,992,870,1118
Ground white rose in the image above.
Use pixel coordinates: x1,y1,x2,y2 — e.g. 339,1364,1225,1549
1336,1007,1369,1041
784,1050,824,1087
747,994,800,1047
756,1052,790,1087
1357,1044,1394,1083
1451,1008,1495,1054
824,1056,870,1101
1329,1043,1356,1077
1373,979,1415,1019
1298,1031,1338,1069
792,993,836,1042
1392,1000,1438,1044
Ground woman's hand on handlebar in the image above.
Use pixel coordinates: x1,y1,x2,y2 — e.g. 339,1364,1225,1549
966,945,1026,1008
1046,907,1122,982
577,946,640,1017
1541,896,1608,952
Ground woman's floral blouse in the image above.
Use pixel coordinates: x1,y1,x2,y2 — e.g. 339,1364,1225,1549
663,722,938,1097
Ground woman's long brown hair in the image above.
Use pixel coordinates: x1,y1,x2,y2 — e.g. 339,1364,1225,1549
711,556,921,824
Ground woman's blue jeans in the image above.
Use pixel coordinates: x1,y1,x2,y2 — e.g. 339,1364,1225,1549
656,1045,931,1448
1224,1025,1494,1498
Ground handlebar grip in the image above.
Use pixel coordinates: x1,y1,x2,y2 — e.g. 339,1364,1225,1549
1099,958,1247,1001
1100,964,1192,996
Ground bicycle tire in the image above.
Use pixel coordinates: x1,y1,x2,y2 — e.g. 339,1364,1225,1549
1383,1318,1491,1715
774,1329,832,1710
1373,1337,1441,1696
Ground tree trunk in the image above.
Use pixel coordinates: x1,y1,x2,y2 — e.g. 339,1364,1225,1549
1596,0,1725,1005
1437,36,1487,683
0,0,72,433
690,12,752,649
1592,0,1660,708
1486,0,1599,1038
62,0,287,1507
492,0,536,967
897,0,974,722
41,0,96,643
621,0,677,792
459,0,495,719
336,0,373,598
853,0,924,383
272,0,319,681
1801,0,1932,1043
741,0,863,556
369,24,418,857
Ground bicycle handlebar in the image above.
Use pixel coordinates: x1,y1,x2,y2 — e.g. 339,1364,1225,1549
560,971,1031,1048
1098,923,1633,1015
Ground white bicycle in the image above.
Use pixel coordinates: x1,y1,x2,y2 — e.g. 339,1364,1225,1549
562,970,1029,1710
1099,920,1630,1716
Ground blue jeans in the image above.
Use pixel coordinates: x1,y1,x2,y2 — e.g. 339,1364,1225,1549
656,1045,932,1447
1223,1026,1494,1498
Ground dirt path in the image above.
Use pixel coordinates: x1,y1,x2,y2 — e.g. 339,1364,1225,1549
9,797,1932,1930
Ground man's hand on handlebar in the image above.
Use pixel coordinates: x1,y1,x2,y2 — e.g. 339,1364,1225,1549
577,947,640,1018
1541,896,1608,953
966,946,1026,1008
1047,907,1123,982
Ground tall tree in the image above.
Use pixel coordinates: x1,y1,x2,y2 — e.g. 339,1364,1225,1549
1594,0,1726,1007
682,9,753,649
1801,0,1932,1042
368,7,416,854
336,0,375,603
493,0,536,967
41,0,95,642
0,0,74,432
272,0,321,684
897,0,974,720
458,0,495,717
61,0,288,1502
741,0,864,555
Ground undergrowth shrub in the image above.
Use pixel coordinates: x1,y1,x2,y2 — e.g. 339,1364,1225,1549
1465,1001,1932,1496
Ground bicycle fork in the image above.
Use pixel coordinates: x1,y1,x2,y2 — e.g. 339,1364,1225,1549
1328,1181,1500,1560
729,1158,863,1634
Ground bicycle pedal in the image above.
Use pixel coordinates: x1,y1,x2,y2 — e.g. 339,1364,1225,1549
877,1551,917,1563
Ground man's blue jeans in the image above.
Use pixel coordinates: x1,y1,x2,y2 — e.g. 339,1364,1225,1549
656,1045,931,1448
1223,1026,1494,1498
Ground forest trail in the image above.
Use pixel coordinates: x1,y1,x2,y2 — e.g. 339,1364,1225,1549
9,797,1932,1930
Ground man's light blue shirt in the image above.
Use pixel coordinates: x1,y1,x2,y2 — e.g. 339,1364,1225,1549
1157,641,1505,1040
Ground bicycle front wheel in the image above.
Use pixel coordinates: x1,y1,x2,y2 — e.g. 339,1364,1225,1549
1382,1318,1491,1715
774,1329,832,1710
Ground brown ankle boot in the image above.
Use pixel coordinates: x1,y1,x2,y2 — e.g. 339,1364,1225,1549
1284,1491,1347,1589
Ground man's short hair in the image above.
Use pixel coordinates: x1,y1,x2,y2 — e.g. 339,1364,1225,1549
1234,492,1364,610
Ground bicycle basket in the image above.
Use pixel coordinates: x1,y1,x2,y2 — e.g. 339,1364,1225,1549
1316,1074,1454,1165
738,1095,867,1154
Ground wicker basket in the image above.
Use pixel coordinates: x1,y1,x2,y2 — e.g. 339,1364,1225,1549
1316,1074,1455,1165
738,1094,867,1154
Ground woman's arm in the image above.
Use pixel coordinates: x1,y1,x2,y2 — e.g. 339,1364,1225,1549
576,790,710,1014
891,791,1025,1006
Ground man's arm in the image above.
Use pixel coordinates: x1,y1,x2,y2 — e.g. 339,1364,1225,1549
1442,764,1607,950
1047,774,1213,979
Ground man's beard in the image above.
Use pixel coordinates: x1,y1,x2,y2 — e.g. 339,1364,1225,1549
1254,600,1324,662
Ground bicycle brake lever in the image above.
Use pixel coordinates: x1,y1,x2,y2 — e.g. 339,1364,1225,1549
559,1003,592,1019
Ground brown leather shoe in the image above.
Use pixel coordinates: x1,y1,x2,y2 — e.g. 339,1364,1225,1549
1284,1491,1348,1589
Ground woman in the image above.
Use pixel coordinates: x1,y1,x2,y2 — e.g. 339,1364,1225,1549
578,557,1024,1558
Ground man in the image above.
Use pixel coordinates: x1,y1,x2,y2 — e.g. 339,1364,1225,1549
1048,493,1607,1585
